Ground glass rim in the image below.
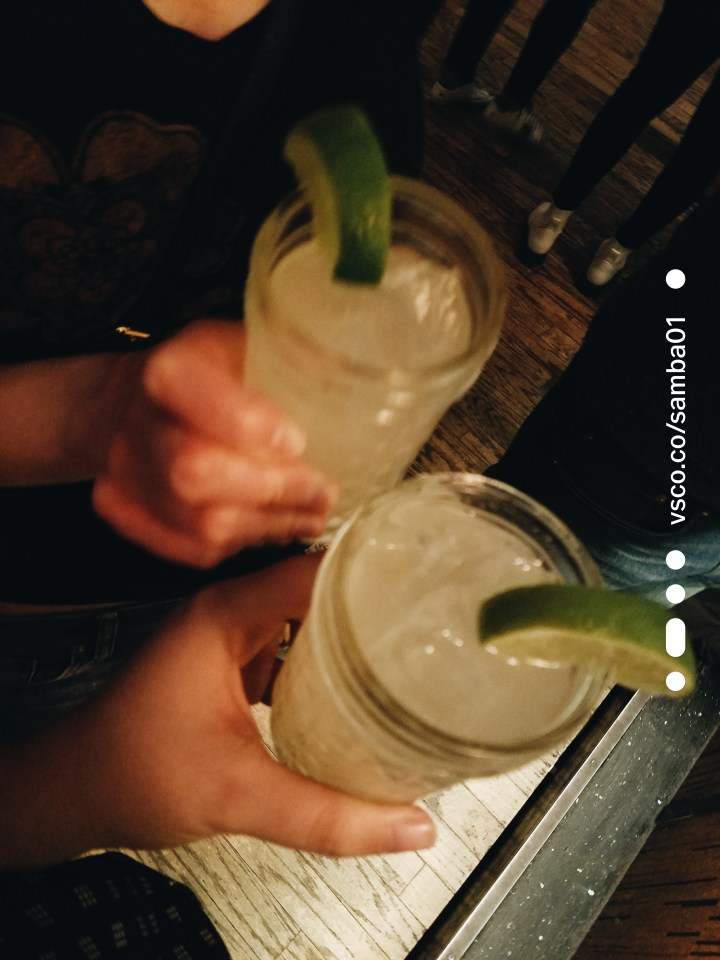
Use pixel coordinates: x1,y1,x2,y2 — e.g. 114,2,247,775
245,176,507,381
336,472,603,588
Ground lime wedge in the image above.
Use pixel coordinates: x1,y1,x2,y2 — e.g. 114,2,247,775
478,585,696,698
283,105,391,285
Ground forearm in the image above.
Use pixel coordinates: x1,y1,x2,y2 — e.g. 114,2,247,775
0,351,143,486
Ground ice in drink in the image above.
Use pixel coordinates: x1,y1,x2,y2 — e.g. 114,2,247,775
270,474,606,803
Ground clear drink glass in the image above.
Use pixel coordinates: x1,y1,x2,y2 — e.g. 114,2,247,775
270,473,609,803
243,177,506,536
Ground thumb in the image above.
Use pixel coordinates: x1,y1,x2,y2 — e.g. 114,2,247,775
232,742,436,857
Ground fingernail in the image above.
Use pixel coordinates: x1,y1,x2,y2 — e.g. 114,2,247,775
269,422,307,456
301,479,338,511
392,811,436,851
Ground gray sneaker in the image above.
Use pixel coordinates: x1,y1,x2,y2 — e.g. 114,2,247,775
527,201,572,255
586,237,631,285
483,98,544,144
429,80,492,104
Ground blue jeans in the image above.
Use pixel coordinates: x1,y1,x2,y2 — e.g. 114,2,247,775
0,598,181,742
516,474,720,605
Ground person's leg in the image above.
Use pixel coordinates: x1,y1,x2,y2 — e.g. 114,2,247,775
585,65,720,285
528,0,719,255
553,0,719,211
499,0,598,108
481,0,598,142
615,67,720,249
440,0,516,86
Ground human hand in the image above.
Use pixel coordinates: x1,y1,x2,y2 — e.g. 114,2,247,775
14,554,434,863
92,319,337,567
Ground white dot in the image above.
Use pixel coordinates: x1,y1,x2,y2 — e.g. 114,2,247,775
666,550,686,570
666,269,686,289
666,618,686,657
666,671,686,692
666,583,686,604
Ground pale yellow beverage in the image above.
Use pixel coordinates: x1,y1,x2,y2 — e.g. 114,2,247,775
270,474,607,803
244,178,505,535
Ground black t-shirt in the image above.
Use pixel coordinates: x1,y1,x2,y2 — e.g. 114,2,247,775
1,0,434,358
0,0,440,602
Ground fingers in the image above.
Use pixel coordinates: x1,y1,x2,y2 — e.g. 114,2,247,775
144,328,305,458
151,317,250,378
111,416,334,527
95,318,338,565
95,392,336,567
228,742,437,858
164,436,334,511
93,478,329,567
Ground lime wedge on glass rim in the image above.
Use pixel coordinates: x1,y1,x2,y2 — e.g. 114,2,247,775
477,584,696,698
283,104,391,285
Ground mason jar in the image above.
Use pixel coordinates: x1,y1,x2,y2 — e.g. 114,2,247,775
270,473,608,803
244,178,506,536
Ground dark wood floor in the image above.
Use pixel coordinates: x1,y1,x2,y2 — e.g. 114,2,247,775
414,1,718,957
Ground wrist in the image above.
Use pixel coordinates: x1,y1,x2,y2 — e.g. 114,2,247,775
61,351,147,480
0,350,147,486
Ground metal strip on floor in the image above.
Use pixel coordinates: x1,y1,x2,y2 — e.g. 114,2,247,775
411,667,720,960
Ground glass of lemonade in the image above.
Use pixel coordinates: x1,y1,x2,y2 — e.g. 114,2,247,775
243,177,506,535
270,473,609,803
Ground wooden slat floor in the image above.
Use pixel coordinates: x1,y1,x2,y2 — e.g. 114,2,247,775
130,1,717,957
